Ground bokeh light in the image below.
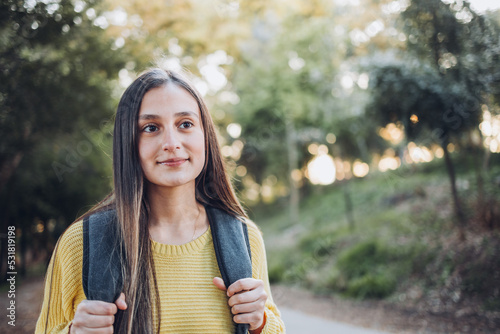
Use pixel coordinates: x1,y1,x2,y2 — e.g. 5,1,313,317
378,123,404,145
479,107,500,153
352,160,370,178
326,133,337,144
306,153,336,185
407,142,433,163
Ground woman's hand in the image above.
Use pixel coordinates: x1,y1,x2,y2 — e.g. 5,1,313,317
213,277,267,332
70,293,127,333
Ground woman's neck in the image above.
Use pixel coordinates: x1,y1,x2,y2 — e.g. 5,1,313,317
146,184,208,244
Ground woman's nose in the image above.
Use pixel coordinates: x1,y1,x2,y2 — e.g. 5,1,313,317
161,130,181,151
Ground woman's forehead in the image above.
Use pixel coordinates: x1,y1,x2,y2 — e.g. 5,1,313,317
139,84,201,117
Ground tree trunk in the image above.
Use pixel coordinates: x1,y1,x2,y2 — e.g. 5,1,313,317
483,140,491,173
470,131,487,226
442,143,466,239
342,180,355,231
19,224,27,277
0,152,24,193
0,211,9,282
286,119,300,225
0,123,31,192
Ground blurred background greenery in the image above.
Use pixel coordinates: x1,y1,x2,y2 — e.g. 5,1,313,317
1,0,500,320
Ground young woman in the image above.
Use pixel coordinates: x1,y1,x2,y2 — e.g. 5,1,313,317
36,68,285,333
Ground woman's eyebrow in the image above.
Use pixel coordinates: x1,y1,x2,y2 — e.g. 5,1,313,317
175,111,199,119
138,111,199,120
138,114,160,121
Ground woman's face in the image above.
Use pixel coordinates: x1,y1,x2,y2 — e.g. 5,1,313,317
137,84,205,191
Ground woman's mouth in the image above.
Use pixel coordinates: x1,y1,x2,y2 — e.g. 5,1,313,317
158,158,188,167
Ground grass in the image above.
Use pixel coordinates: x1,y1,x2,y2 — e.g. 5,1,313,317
254,153,500,311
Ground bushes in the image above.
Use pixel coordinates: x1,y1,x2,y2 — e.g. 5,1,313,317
337,240,382,279
268,262,286,284
327,240,429,299
346,274,396,299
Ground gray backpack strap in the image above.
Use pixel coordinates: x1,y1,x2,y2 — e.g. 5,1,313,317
82,210,124,303
206,206,253,334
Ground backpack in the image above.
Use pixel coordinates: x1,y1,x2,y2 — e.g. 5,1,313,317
82,205,252,334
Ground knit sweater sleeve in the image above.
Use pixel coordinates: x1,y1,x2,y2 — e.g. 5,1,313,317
245,220,285,334
35,221,86,334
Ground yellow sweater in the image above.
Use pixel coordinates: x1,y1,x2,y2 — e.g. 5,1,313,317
35,219,285,333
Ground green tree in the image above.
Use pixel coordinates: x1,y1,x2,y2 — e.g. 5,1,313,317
367,0,500,234
226,0,398,220
0,0,123,190
231,10,344,222
0,0,124,279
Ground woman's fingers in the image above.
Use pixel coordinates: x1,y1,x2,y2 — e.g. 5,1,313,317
72,326,114,334
77,300,117,316
226,278,267,330
233,311,265,329
73,313,114,329
71,296,126,333
213,277,227,291
231,299,266,315
226,278,260,297
228,288,261,307
228,278,266,303
115,292,127,310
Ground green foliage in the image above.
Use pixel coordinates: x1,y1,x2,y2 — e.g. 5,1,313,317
337,240,384,279
368,64,482,145
367,0,500,146
0,0,124,189
298,229,337,257
330,240,428,299
345,273,396,299
332,116,387,162
268,261,286,284
402,0,500,98
0,0,124,276
231,12,344,185
267,245,306,284
365,0,500,229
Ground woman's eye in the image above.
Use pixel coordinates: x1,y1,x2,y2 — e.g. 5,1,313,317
143,124,158,133
179,121,193,129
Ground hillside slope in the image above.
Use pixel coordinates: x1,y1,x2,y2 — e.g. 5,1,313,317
253,156,500,331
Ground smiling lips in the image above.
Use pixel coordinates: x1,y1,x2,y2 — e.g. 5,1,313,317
157,158,188,167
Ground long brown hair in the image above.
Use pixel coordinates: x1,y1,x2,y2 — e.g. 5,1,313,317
93,68,246,333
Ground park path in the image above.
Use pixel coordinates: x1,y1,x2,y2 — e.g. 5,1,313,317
280,307,391,334
272,285,400,334
0,276,44,333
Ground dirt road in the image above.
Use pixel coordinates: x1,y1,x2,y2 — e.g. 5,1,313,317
272,285,500,333
280,307,391,334
0,277,45,333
